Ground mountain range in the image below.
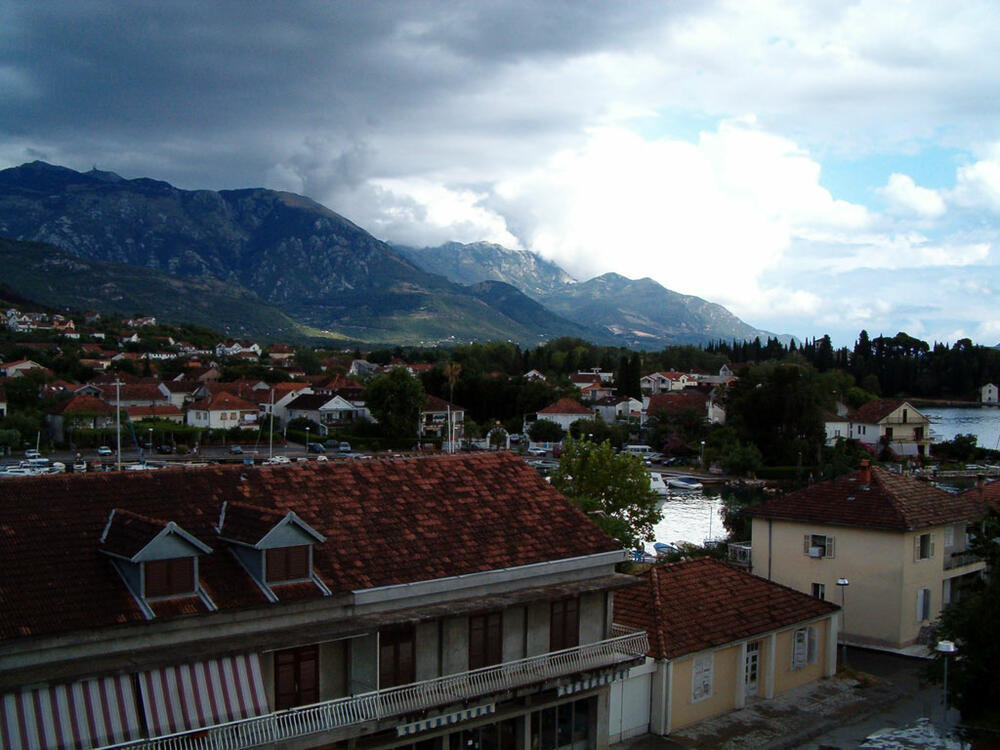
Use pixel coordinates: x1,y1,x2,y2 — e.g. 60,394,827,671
0,161,788,348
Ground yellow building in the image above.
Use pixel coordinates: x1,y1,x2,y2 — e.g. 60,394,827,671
613,558,839,736
749,462,985,650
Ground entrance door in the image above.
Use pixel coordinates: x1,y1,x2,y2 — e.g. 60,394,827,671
274,645,319,710
744,641,760,696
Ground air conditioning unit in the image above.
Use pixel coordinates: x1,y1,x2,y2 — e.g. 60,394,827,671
808,547,824,558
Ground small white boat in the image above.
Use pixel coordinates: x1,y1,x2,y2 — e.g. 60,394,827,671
648,472,669,496
667,476,703,491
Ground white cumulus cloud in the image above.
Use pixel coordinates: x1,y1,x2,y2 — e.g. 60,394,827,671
878,173,946,218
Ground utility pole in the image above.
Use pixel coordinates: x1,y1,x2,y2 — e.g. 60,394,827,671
114,379,123,471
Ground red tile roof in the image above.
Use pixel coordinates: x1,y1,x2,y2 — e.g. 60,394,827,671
0,453,619,641
127,404,184,420
748,466,985,531
646,393,707,416
424,394,464,413
614,558,838,659
538,398,593,416
47,393,115,416
962,478,1000,511
851,399,921,424
190,391,259,412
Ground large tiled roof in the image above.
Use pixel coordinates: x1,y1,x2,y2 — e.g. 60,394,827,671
538,398,593,416
646,393,707,416
190,391,259,412
285,393,336,410
613,558,838,659
962,479,1000,511
0,453,619,641
424,394,464,413
47,393,115,415
748,466,985,531
851,399,917,424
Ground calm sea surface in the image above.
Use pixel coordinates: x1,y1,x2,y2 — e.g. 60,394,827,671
921,406,1000,451
645,486,727,553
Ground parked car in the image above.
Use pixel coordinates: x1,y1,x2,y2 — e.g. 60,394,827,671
157,444,174,454
338,441,351,453
307,442,326,453
228,445,244,454
96,446,113,457
525,447,548,457
263,455,290,465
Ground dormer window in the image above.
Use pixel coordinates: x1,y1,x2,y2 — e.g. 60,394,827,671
146,556,196,597
217,501,329,601
266,545,310,583
98,509,214,619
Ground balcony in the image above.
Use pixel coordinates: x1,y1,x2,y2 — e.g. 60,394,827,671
727,542,752,568
108,627,648,750
944,549,983,571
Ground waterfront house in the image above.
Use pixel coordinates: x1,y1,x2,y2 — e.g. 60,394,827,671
747,461,984,650
849,399,932,458
982,383,999,405
0,454,646,750
45,393,117,443
612,558,838,739
533,398,596,432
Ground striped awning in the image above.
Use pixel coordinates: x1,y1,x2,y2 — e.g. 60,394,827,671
138,653,269,737
1,674,143,750
397,703,495,736
556,669,627,696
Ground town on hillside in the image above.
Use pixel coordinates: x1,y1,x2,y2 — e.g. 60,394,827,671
2,303,1000,749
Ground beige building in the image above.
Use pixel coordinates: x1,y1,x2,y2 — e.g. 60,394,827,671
612,558,839,737
748,462,984,650
850,399,932,458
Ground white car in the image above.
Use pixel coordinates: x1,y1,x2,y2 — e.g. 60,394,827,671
263,455,291,465
97,446,113,456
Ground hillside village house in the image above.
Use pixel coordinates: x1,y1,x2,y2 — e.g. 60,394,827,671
185,391,260,429
612,559,839,739
643,392,724,429
0,454,647,750
284,392,368,429
533,398,596,433
419,394,465,442
849,399,932,458
0,358,46,378
982,383,999,405
640,372,695,395
592,396,642,424
747,462,984,651
45,393,117,444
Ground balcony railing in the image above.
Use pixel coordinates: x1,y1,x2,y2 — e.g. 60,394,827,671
727,542,752,567
944,549,983,570
105,628,648,750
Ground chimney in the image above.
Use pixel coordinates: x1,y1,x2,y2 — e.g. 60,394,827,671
860,459,871,485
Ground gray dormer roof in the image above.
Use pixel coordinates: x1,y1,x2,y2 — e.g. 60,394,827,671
216,501,326,549
99,509,212,562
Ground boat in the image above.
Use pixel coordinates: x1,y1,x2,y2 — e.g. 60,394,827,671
648,472,669,496
667,476,703,491
653,541,680,557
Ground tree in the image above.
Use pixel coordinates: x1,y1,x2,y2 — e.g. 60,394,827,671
933,507,1000,721
527,418,565,443
364,368,426,439
551,438,662,548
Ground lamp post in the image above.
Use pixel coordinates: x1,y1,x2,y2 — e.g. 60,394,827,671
147,427,152,459
836,578,850,667
936,640,957,724
305,426,310,454
700,440,706,468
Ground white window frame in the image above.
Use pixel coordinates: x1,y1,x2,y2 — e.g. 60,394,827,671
917,588,932,622
914,532,935,561
803,534,835,558
944,526,954,548
812,582,825,600
791,626,819,670
692,653,713,702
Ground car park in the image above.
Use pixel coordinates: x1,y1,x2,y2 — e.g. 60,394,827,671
97,446,113,456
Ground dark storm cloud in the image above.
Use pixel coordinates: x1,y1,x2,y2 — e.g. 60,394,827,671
0,1,673,189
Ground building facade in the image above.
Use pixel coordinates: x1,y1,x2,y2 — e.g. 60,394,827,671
0,454,647,750
748,462,984,650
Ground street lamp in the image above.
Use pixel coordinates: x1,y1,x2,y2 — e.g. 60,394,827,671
937,640,957,724
836,578,850,667
305,426,310,453
700,440,705,468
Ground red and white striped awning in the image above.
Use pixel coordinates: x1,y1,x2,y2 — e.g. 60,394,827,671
1,674,142,750
138,653,269,737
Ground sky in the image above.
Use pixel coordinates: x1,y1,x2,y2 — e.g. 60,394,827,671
2,1,1000,348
